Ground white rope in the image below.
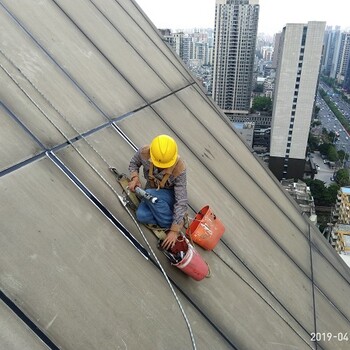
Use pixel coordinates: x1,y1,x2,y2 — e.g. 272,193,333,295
119,195,197,349
0,49,197,350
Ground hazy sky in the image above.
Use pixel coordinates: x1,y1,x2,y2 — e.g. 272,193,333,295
136,0,350,35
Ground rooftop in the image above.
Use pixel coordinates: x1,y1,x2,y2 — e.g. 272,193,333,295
341,186,350,195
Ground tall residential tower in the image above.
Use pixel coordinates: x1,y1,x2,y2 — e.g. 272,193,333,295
211,0,259,121
269,22,326,180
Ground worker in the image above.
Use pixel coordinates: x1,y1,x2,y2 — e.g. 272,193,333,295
128,134,188,251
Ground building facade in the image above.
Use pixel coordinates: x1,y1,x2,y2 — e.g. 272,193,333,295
322,27,350,88
337,32,350,85
332,186,350,224
329,187,350,256
211,0,259,121
269,22,326,180
322,26,342,78
281,179,317,224
160,29,213,67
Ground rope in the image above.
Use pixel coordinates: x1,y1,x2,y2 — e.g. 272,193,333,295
0,49,197,350
119,196,197,349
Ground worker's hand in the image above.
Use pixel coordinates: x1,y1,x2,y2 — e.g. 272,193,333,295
161,230,179,251
128,176,141,192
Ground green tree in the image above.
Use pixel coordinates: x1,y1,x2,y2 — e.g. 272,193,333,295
311,120,321,127
327,145,339,161
304,179,326,205
338,149,346,162
319,143,331,156
252,96,272,113
304,179,339,206
314,105,320,117
336,169,350,186
308,134,319,151
328,131,336,142
326,183,340,204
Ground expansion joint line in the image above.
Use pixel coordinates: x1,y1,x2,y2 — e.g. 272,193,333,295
0,47,197,350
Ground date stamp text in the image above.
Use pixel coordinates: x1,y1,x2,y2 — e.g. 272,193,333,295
310,332,349,342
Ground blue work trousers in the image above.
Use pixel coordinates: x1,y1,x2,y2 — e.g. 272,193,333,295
136,188,175,229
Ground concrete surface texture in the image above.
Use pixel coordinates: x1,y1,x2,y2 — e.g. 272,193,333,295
1,1,350,349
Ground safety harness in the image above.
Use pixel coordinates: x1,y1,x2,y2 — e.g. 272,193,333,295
140,146,186,189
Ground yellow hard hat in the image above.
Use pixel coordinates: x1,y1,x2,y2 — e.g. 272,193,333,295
150,135,178,168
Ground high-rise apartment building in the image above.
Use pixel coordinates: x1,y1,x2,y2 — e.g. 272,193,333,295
344,58,350,93
322,27,350,87
322,26,342,77
269,22,326,181
211,0,259,121
332,186,350,224
160,30,212,66
337,32,350,84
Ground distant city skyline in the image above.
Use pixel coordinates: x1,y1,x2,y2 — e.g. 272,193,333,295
136,0,350,36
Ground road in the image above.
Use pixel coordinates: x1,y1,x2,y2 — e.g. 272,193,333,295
317,83,350,156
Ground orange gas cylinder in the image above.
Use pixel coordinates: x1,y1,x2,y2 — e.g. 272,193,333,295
186,205,225,250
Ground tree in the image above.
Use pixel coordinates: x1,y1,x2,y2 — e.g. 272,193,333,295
314,105,320,117
304,179,340,207
319,143,331,156
327,144,339,161
324,183,340,206
311,120,321,127
337,150,349,162
308,134,319,151
304,179,327,205
336,169,350,186
252,96,272,114
338,149,346,162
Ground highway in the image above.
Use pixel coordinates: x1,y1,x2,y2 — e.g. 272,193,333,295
317,83,350,156
312,83,350,185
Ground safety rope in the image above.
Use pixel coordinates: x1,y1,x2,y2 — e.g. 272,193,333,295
119,195,197,349
0,49,197,350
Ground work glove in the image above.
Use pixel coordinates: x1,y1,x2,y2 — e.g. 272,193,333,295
128,175,141,192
